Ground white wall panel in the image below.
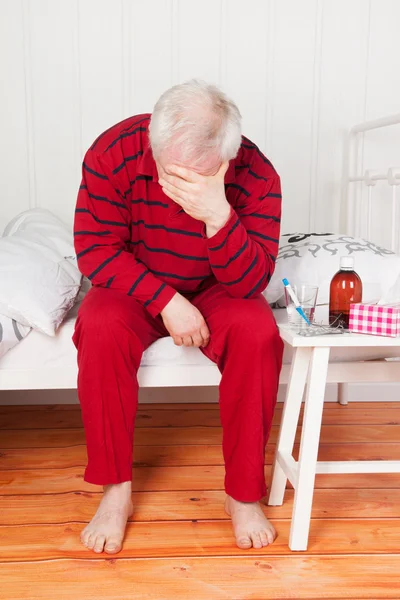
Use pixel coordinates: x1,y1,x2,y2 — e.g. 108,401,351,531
27,0,81,227
268,0,319,232
177,0,221,84
365,0,400,119
0,0,399,236
78,0,124,151
0,0,30,225
128,0,174,114
314,0,370,232
223,0,270,151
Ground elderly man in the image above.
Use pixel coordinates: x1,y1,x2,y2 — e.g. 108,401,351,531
73,80,283,554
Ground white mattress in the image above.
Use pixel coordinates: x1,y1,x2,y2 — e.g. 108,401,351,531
1,297,399,375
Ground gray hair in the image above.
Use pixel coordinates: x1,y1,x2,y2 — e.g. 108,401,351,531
149,79,242,167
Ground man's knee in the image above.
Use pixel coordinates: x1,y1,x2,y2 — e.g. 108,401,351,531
228,300,282,350
73,287,141,348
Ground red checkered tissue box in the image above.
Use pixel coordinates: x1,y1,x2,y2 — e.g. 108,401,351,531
349,303,400,337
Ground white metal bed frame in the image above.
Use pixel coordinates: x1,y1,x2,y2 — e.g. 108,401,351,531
0,114,399,396
336,112,400,404
344,112,400,251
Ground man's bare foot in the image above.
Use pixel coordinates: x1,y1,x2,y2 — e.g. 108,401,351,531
80,481,133,554
225,495,277,549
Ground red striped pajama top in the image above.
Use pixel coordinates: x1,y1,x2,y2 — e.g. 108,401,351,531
74,114,282,316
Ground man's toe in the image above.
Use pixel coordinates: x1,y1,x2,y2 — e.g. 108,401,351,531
105,537,122,554
80,528,90,546
236,534,252,549
93,534,107,554
251,532,263,549
266,527,276,544
87,533,97,550
260,531,269,547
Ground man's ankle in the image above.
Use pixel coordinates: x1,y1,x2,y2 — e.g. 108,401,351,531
103,481,132,494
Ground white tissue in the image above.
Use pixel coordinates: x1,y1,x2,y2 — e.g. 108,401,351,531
378,271,400,305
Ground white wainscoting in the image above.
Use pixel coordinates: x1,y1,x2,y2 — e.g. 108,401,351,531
2,383,400,406
1,0,400,236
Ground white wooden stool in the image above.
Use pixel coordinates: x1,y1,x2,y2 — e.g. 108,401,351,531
268,325,400,551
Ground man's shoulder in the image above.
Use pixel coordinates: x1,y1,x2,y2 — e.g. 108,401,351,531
235,135,278,178
88,113,151,156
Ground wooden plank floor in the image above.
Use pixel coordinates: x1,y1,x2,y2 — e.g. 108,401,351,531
0,402,400,599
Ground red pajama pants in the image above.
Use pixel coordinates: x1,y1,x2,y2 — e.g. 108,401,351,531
73,284,283,502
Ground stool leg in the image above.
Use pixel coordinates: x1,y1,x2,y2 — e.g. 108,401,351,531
338,382,349,405
289,346,330,551
268,347,311,506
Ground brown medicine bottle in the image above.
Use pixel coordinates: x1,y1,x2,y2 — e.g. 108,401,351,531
329,256,362,328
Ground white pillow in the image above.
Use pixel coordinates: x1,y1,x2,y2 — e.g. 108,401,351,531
0,314,31,359
0,209,82,336
265,233,400,306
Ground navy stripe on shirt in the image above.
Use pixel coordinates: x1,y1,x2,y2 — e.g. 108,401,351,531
134,174,153,182
222,255,258,286
131,198,169,208
210,239,248,269
130,174,153,186
148,268,209,281
225,183,250,197
131,220,203,238
259,192,282,200
144,282,167,308
75,208,128,228
243,213,281,223
129,240,208,261
83,163,108,180
87,192,128,210
113,151,143,175
247,230,279,244
128,270,149,296
88,249,123,280
244,273,269,298
76,243,103,259
234,165,269,182
242,141,274,169
106,275,115,288
74,230,112,237
105,126,147,152
248,169,269,182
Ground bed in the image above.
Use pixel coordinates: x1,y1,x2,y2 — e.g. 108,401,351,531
1,113,400,397
2,292,399,392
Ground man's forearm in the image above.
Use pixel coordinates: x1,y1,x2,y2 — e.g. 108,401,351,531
205,209,277,299
205,204,232,238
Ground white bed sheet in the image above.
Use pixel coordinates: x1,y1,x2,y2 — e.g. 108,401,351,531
1,300,399,375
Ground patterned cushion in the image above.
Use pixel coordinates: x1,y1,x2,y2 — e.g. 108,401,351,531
265,233,400,306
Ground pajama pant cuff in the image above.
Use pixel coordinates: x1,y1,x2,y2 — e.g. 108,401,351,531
84,467,133,487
